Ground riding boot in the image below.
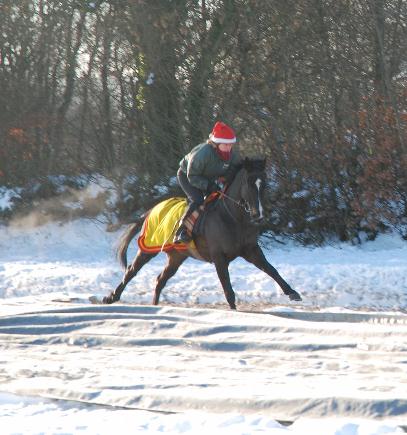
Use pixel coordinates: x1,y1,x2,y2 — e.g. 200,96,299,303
174,226,191,244
174,203,197,244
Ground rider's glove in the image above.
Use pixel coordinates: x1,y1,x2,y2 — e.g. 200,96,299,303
206,181,220,195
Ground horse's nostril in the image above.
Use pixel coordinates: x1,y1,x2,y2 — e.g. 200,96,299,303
250,209,266,224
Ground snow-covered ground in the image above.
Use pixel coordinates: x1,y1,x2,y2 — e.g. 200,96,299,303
1,219,406,310
0,218,406,434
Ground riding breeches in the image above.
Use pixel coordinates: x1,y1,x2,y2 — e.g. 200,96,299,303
177,169,205,211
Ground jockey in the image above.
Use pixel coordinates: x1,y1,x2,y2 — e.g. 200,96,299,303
174,121,241,244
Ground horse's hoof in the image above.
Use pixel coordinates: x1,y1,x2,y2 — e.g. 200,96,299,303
102,295,115,304
289,292,302,302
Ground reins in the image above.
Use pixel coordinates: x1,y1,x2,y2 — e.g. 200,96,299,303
215,172,251,222
215,191,238,222
219,191,251,213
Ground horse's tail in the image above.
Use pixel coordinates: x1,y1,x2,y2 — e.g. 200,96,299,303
117,213,148,269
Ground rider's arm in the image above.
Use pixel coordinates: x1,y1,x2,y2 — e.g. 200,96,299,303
186,153,209,191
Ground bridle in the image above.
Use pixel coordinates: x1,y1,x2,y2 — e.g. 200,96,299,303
218,190,251,220
217,169,264,224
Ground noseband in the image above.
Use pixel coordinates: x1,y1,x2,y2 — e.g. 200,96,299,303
218,170,264,224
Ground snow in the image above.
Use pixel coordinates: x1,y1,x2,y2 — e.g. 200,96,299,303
1,392,402,435
0,218,406,434
1,219,406,310
146,72,155,85
0,186,21,211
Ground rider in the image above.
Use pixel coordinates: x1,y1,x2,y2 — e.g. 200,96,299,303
174,121,241,244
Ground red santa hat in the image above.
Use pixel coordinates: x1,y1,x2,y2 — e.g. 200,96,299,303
209,121,236,144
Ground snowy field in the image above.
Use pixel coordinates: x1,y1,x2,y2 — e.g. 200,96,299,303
0,219,406,434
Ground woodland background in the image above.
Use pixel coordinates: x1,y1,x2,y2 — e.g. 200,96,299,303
0,0,406,243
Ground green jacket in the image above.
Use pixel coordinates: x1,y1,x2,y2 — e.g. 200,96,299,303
179,142,241,191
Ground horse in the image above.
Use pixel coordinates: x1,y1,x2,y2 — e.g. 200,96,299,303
102,157,302,309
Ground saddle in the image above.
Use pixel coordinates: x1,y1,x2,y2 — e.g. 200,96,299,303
183,192,219,239
137,193,219,253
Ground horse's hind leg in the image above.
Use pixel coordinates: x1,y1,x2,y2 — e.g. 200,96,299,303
103,251,157,304
242,245,302,301
152,251,187,305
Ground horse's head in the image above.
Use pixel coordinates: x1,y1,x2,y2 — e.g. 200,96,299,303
239,157,267,223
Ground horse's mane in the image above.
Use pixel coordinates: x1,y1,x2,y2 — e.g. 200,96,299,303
241,157,266,172
232,157,266,176
226,157,266,188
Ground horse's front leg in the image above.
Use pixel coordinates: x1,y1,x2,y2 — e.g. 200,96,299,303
212,254,236,310
242,245,302,301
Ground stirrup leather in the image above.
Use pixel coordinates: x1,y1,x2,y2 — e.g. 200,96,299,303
174,226,192,243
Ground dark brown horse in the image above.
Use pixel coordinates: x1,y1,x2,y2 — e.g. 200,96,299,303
103,158,302,309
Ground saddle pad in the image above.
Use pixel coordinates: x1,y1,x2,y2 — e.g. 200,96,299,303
138,197,193,253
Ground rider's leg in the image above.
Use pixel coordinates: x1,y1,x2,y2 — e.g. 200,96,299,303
174,169,204,243
174,201,199,243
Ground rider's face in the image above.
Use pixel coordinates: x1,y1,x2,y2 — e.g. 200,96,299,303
218,143,233,152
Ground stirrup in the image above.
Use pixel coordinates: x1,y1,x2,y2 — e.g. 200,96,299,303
174,227,192,244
